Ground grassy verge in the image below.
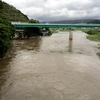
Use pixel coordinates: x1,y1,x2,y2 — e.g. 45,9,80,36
83,29,100,58
86,33,100,42
81,28,100,42
75,28,90,32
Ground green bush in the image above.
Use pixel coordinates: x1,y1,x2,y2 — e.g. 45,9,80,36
23,19,42,38
0,13,15,58
87,30,98,35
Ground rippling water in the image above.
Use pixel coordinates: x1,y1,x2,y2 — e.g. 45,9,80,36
0,31,100,100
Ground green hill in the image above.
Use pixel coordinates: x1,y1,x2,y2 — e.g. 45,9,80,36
47,19,96,24
2,1,29,22
88,20,100,24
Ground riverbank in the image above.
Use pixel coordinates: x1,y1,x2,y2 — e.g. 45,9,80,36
83,29,100,57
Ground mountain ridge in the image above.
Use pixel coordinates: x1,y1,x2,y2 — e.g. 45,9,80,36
42,19,100,24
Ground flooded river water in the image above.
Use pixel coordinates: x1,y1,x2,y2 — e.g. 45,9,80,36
0,31,100,100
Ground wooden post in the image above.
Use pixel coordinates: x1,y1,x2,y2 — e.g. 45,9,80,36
68,29,73,52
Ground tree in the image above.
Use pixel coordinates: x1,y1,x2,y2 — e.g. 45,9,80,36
0,0,3,13
29,19,40,23
0,0,15,58
24,19,42,38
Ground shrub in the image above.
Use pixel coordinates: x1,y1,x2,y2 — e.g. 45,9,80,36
87,30,98,35
0,14,15,58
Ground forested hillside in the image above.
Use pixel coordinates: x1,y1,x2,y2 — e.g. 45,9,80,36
0,0,15,58
2,1,29,22
0,0,43,58
88,20,100,24
48,19,96,24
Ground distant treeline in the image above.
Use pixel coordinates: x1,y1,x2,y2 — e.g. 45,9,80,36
88,20,100,24
45,19,100,24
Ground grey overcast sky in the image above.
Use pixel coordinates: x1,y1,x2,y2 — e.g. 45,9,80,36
2,0,100,21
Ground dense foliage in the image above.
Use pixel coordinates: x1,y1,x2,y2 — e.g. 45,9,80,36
2,1,29,22
0,0,15,58
24,19,42,38
28,19,40,23
0,0,3,12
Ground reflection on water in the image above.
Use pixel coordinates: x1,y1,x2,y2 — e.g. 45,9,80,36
0,32,100,100
0,36,42,96
13,36,42,51
0,59,11,92
68,40,73,52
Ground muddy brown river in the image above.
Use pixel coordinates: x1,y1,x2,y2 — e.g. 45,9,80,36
0,31,100,100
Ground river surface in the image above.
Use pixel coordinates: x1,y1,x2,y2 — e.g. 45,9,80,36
0,31,100,100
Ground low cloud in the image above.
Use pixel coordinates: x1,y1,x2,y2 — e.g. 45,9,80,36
3,0,100,21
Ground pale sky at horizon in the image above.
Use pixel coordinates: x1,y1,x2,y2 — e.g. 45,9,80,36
2,0,100,21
